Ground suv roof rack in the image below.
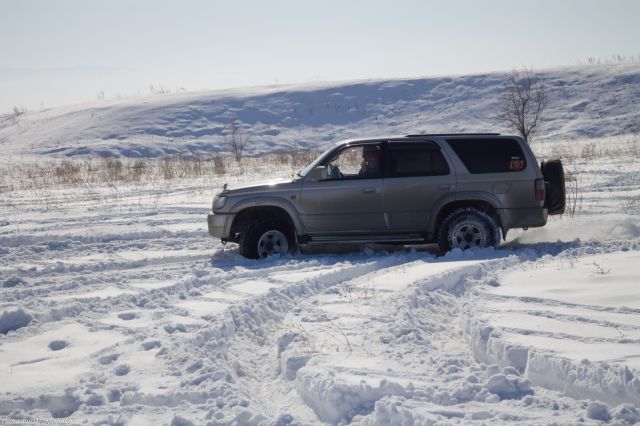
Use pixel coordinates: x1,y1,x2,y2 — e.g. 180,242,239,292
405,133,501,137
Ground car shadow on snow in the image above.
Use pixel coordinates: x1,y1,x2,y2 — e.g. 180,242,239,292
207,238,584,272
299,242,442,257
207,242,442,271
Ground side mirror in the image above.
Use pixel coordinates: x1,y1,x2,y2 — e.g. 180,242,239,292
311,166,328,181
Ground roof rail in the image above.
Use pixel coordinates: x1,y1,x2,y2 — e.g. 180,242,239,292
405,133,501,137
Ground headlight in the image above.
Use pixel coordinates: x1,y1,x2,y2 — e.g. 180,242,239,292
213,196,227,210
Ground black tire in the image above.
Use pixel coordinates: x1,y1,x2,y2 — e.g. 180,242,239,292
238,218,296,259
540,160,566,215
437,208,501,253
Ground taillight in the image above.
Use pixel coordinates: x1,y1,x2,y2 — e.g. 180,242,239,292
535,178,545,202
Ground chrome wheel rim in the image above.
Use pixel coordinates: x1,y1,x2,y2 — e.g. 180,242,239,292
257,230,289,258
450,221,487,250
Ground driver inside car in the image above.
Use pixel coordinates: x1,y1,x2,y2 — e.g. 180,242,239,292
358,145,381,178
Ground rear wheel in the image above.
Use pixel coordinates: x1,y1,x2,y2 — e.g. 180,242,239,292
239,218,296,259
437,208,500,253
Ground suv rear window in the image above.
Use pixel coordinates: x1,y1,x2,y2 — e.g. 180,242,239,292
388,142,450,177
446,138,526,174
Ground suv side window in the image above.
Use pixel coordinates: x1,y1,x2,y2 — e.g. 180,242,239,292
323,144,383,180
446,138,526,174
388,142,450,178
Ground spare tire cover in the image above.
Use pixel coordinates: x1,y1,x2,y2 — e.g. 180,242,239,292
541,160,566,215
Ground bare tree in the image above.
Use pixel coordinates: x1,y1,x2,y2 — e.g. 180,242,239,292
12,105,25,117
499,67,546,144
228,119,245,162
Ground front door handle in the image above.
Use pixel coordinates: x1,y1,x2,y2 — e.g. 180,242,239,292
362,187,376,194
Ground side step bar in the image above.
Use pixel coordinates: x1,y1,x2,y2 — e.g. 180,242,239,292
304,234,426,245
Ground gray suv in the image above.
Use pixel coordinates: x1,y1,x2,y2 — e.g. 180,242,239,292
208,134,565,259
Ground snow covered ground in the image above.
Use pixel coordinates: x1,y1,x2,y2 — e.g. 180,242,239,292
1,133,639,424
1,64,640,424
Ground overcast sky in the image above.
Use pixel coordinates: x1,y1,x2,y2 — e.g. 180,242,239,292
1,0,639,113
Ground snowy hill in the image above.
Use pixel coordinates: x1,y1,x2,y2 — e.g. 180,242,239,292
1,63,639,161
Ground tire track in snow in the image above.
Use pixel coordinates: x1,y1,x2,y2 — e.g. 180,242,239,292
465,246,640,409
229,248,587,424
107,252,435,423
224,242,637,424
0,252,416,422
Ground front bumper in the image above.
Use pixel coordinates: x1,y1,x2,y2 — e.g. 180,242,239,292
207,212,233,239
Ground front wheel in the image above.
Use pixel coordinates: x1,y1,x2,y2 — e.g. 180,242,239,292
239,219,296,259
437,208,500,253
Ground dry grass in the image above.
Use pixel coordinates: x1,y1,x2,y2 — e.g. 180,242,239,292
564,164,582,218
2,134,638,218
533,133,640,218
619,193,640,212
539,133,639,163
0,149,321,193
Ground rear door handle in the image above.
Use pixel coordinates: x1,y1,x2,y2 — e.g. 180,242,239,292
439,184,453,190
362,187,376,194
